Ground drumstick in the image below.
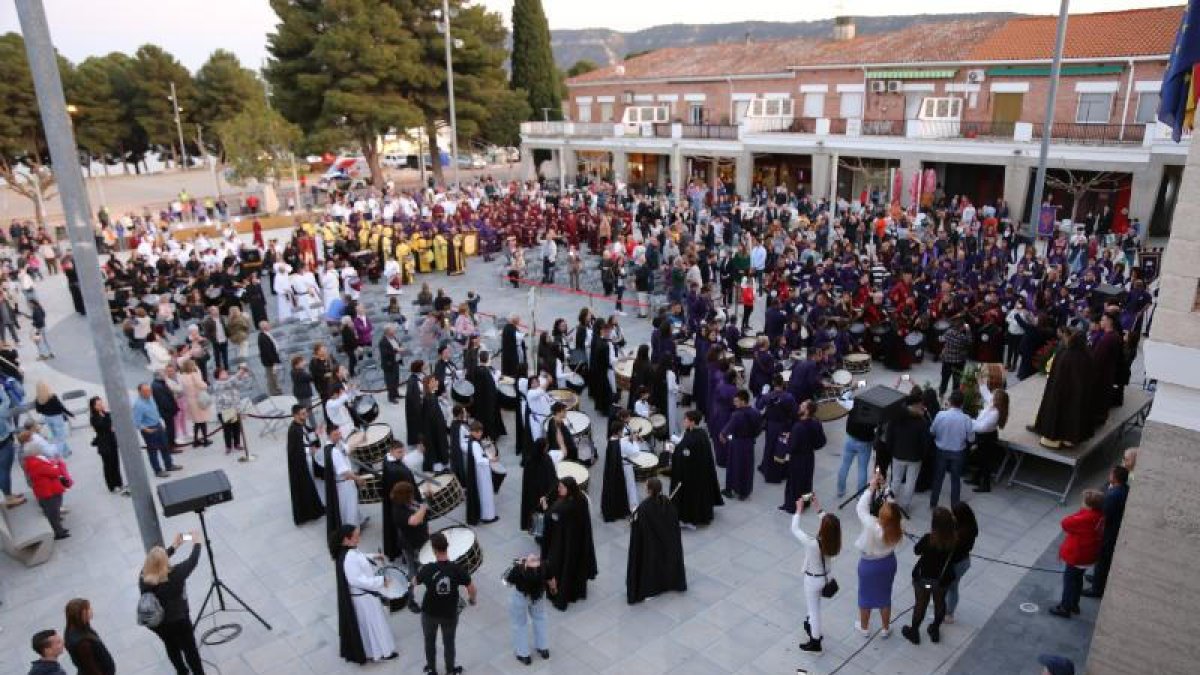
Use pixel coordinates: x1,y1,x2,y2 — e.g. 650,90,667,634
668,482,682,501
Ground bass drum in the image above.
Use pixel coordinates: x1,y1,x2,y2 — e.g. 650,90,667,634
418,526,483,574
451,379,475,406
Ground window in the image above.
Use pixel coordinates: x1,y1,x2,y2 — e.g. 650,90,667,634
1135,92,1160,124
600,102,613,121
1076,93,1113,124
839,92,863,118
919,97,963,120
689,103,705,124
734,100,750,122
577,103,592,122
803,93,825,117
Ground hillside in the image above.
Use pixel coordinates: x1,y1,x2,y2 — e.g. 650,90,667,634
548,13,1018,68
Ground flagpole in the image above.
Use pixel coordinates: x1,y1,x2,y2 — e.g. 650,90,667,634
1029,0,1071,242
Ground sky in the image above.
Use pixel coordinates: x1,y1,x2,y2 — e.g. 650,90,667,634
0,0,1183,71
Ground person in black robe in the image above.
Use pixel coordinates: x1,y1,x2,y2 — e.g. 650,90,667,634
626,478,687,604
419,376,450,471
323,439,344,545
287,405,325,525
1032,329,1094,446
545,402,579,462
404,361,425,446
447,405,468,485
380,440,420,560
330,524,367,665
462,335,481,381
468,352,506,441
244,273,268,326
1089,313,1124,425
589,326,615,417
543,476,597,611
520,438,559,533
670,410,724,527
501,318,525,379
780,401,826,513
379,326,403,404
600,420,633,522
433,344,454,396
626,346,651,411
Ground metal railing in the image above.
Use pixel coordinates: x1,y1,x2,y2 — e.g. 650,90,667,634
680,124,739,140
521,121,564,136
571,122,616,138
861,119,903,136
653,123,674,138
1034,122,1145,145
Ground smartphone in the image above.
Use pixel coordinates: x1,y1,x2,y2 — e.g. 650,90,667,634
801,493,813,505
182,534,193,542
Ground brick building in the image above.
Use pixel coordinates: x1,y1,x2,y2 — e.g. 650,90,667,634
521,6,1190,236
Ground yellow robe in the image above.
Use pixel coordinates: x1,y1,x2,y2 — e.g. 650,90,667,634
415,236,433,273
432,234,448,271
396,241,415,284
448,234,466,275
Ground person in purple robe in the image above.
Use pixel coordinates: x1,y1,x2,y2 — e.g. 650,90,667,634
755,376,795,484
708,366,737,468
748,339,777,396
720,390,762,500
692,329,712,419
780,400,827,513
788,349,823,403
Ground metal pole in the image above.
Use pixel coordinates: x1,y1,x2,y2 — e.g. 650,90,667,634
170,81,187,171
16,0,163,550
1029,0,1070,239
289,153,301,214
443,0,461,191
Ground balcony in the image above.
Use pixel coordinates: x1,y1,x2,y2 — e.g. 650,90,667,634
519,121,618,138
749,117,1151,145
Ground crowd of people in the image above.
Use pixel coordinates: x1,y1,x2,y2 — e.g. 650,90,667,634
10,170,1154,675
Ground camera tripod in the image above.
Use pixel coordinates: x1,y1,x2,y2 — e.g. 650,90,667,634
192,508,272,644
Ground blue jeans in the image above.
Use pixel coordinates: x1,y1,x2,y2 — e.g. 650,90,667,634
837,437,874,497
930,450,965,508
141,427,174,473
44,413,70,458
0,435,15,495
509,589,548,658
946,557,971,615
1060,564,1085,611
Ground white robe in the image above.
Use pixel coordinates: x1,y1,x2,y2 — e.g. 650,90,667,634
470,439,497,521
273,273,294,321
331,442,361,527
291,275,316,322
321,270,341,313
666,370,681,437
620,437,640,512
343,548,396,660
326,393,355,439
526,388,552,443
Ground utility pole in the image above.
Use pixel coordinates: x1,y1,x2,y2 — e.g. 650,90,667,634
170,81,187,171
438,0,461,191
196,124,223,200
1029,0,1070,241
16,0,163,549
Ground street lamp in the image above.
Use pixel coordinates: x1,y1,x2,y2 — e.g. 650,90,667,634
432,1,462,191
65,104,107,208
167,81,187,171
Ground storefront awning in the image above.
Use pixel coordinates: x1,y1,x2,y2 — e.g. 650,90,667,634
864,69,957,79
986,65,1124,77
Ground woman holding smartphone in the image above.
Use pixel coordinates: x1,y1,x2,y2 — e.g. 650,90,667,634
139,532,205,673
790,494,841,653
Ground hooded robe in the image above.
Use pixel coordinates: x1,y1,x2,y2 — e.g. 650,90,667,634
626,494,687,604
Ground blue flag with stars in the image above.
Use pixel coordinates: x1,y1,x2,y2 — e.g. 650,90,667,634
1158,0,1199,142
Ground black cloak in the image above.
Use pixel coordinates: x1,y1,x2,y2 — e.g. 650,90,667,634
333,545,368,664
589,337,614,416
323,443,343,544
600,438,631,522
287,421,325,526
780,418,826,513
546,417,578,462
520,443,559,532
464,437,484,526
404,374,423,445
670,427,724,526
501,323,524,379
626,495,687,604
380,454,418,560
469,368,507,441
448,419,468,485
420,393,450,471
543,495,598,611
1033,334,1094,444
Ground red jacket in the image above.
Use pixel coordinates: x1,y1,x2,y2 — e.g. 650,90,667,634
1058,507,1104,567
24,455,72,500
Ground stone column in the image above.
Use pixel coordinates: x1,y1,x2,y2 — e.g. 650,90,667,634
1003,160,1033,225
561,147,578,185
1087,136,1200,675
810,153,831,203
611,149,628,186
670,144,684,200
1127,160,1165,226
735,150,754,197
898,154,922,209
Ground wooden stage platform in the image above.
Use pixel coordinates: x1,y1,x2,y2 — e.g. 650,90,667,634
998,376,1153,503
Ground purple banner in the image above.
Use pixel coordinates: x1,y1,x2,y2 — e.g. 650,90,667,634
1037,205,1056,238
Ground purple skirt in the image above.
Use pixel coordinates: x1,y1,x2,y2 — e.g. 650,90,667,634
857,553,897,609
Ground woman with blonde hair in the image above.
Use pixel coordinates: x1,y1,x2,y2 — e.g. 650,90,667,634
225,306,252,361
791,495,842,653
139,532,205,673
854,472,904,638
179,360,213,448
34,381,75,458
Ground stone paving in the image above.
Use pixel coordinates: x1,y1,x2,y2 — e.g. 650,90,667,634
0,246,1140,675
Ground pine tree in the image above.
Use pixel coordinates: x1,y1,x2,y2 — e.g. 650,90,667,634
195,49,265,157
130,44,197,168
510,0,560,121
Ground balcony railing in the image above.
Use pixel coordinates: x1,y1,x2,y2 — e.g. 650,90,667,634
519,121,618,138
653,123,673,138
680,124,739,140
1033,123,1146,145
862,119,903,136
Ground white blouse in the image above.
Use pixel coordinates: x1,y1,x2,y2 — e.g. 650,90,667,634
790,512,828,577
854,490,902,559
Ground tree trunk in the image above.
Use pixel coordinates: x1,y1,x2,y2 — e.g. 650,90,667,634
1070,190,1084,223
426,119,444,187
361,134,384,190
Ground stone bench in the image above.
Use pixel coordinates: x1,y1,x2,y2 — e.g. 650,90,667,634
0,500,55,566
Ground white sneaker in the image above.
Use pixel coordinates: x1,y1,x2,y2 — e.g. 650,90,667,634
880,627,890,639
854,620,870,637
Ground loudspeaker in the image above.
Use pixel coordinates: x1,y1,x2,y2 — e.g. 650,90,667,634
849,385,907,427
157,470,233,518
1091,284,1127,312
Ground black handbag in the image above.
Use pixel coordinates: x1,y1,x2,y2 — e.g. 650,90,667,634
919,552,954,592
819,553,838,599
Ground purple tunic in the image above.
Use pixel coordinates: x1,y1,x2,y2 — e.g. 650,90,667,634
721,406,762,497
708,381,737,468
755,390,795,483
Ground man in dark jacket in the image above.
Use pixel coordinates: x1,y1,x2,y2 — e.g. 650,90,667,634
151,367,181,451
257,321,282,395
379,325,403,404
886,393,932,510
27,629,68,675
1083,465,1130,598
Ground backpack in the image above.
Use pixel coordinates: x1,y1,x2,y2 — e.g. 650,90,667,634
2,375,24,404
137,589,164,628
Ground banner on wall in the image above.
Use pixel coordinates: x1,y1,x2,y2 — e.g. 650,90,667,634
1037,205,1057,238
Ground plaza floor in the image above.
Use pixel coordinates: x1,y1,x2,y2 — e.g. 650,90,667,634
0,250,1137,675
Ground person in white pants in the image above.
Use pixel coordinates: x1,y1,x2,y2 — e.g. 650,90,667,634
790,496,842,654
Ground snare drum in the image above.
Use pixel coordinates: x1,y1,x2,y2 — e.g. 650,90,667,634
629,452,659,481
615,358,634,390
420,473,465,520
351,394,380,426
348,424,393,467
357,473,384,504
627,416,653,439
649,413,669,440
497,376,517,410
565,410,591,440
736,337,757,359
849,322,867,338
418,526,483,574
549,389,579,411
451,380,475,405
844,353,871,374
556,459,590,492
832,369,853,387
376,564,411,601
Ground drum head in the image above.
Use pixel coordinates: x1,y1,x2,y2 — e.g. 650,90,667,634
738,338,756,349
631,452,657,469
556,460,588,483
565,411,590,435
905,333,924,346
832,369,853,386
650,414,667,427
365,424,390,444
453,381,475,395
377,565,410,599
629,417,653,436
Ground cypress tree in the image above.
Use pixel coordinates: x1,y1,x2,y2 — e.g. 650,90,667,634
511,0,561,120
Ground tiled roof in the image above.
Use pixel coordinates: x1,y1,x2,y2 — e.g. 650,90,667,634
967,5,1184,60
567,6,1184,86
